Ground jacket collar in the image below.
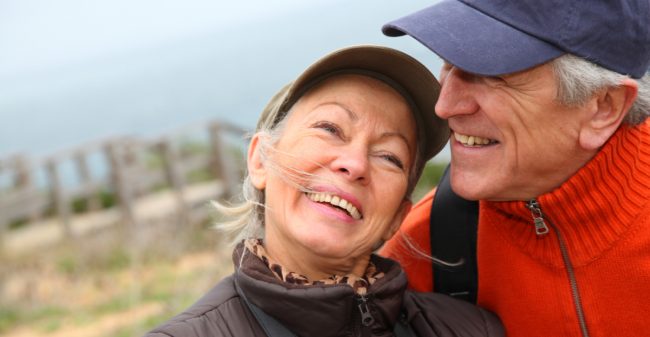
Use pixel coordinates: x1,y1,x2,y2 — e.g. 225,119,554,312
233,242,408,337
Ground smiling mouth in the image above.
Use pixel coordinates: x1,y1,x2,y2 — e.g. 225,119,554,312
305,192,363,220
453,132,498,147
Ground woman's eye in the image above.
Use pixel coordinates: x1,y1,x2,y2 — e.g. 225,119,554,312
382,154,405,170
313,121,340,135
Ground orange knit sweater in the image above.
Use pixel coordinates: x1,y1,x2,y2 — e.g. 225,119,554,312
381,120,650,337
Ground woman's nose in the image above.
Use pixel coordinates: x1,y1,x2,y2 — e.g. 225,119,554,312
435,66,480,119
330,147,370,184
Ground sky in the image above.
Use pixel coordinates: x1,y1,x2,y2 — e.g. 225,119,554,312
0,0,324,77
0,0,445,159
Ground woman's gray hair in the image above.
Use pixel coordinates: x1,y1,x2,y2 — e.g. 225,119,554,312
213,83,428,247
552,54,650,125
212,115,288,246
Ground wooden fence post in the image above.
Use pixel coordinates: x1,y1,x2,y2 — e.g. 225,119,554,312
106,141,135,229
13,155,43,224
45,158,73,239
157,138,188,221
13,155,32,189
0,156,18,251
74,151,101,212
208,122,239,199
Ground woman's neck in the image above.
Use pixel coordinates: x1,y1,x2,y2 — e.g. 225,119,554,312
261,237,371,281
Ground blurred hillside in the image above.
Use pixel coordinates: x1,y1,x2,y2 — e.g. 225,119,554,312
0,159,446,337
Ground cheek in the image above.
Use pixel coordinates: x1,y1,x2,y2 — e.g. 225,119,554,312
370,176,408,221
266,145,329,187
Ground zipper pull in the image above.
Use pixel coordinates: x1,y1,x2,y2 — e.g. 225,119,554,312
357,295,375,326
527,199,550,236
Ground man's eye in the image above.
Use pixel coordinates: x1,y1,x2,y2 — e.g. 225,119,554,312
484,75,506,86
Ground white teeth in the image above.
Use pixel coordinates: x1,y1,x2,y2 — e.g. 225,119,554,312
306,192,362,220
454,132,494,146
339,199,348,209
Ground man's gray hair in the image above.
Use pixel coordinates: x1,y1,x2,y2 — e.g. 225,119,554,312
552,54,650,125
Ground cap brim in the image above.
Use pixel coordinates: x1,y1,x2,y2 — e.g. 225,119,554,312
283,46,449,160
383,0,564,76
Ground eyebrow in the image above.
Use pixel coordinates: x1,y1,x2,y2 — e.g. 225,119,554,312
380,131,413,154
316,102,413,153
328,102,359,122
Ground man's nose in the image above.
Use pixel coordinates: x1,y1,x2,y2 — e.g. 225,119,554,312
435,66,480,119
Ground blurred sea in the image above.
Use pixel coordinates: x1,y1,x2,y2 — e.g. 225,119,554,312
0,0,445,159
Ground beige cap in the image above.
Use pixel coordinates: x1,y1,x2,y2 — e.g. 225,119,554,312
256,45,449,162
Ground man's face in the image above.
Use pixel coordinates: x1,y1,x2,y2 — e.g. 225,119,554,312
436,62,598,201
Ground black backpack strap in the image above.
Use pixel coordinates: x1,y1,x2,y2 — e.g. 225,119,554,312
393,316,417,337
430,164,479,303
235,279,298,337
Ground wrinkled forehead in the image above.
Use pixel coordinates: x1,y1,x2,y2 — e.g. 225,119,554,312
294,73,410,107
280,70,420,125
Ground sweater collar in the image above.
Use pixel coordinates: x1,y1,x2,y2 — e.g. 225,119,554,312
483,121,650,266
233,242,407,337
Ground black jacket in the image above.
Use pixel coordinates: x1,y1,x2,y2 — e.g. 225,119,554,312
145,244,504,337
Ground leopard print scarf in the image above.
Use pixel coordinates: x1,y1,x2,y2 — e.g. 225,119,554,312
245,238,384,295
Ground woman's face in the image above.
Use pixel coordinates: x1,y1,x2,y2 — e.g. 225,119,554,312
248,74,417,279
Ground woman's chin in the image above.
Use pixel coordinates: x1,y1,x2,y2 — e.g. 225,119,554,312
298,235,368,264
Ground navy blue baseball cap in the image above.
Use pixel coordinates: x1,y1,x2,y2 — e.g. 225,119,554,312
383,0,650,79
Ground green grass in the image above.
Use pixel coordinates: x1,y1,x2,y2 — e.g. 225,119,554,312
8,218,28,230
412,161,448,202
92,295,135,316
70,190,117,214
0,305,70,334
109,314,168,337
0,307,20,334
103,247,132,271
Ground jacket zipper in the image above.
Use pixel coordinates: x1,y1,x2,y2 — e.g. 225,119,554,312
526,199,590,337
355,294,374,337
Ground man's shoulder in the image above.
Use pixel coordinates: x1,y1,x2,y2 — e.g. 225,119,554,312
380,187,437,292
406,187,437,227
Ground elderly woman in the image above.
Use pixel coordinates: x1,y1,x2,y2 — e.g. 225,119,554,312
145,45,503,337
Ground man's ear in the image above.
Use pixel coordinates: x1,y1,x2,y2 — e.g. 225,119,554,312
247,133,267,190
381,200,412,241
579,78,638,150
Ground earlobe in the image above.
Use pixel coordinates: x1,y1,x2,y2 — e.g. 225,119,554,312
579,78,638,150
247,133,267,190
381,200,412,241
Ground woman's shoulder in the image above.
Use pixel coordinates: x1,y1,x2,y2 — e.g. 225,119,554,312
404,290,505,337
143,274,261,337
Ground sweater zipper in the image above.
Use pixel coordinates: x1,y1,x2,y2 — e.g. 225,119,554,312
526,199,590,337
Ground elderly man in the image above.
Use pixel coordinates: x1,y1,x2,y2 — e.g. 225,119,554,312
379,1,650,336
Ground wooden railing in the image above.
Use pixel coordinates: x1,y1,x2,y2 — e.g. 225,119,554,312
0,120,248,254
